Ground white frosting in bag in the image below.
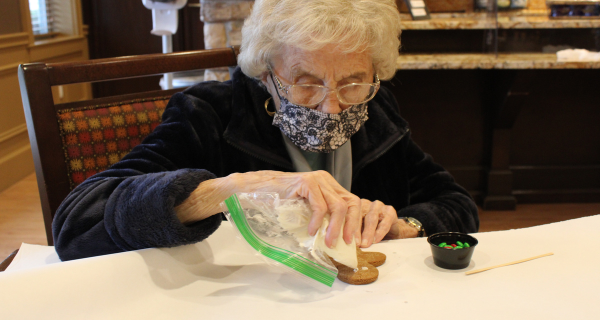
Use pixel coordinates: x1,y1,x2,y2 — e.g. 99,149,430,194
313,217,358,269
277,201,358,269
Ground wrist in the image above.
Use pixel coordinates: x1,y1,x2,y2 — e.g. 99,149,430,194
400,217,425,237
175,175,235,224
398,221,419,238
228,171,268,193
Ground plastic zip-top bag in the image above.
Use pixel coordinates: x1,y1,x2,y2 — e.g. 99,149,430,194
222,192,357,288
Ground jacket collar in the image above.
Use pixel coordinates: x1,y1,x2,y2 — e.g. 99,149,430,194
223,67,409,173
223,68,293,169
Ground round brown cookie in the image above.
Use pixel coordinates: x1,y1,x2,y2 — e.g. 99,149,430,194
356,247,387,267
333,257,379,285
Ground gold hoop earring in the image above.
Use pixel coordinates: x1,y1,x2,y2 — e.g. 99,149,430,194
264,98,275,116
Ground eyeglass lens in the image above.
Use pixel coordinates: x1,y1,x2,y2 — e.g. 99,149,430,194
288,84,377,107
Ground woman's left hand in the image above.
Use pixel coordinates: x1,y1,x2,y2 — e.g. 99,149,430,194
356,199,419,248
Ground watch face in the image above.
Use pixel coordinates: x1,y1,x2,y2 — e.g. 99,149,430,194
407,217,422,230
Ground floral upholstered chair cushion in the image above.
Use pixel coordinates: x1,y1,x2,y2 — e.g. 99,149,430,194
57,97,170,189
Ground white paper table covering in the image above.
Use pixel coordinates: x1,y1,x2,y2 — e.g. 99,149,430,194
1,215,599,320
5,243,61,272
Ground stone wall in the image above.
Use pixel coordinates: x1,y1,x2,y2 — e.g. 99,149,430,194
201,0,254,80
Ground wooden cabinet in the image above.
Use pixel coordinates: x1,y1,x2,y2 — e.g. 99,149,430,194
388,11,600,209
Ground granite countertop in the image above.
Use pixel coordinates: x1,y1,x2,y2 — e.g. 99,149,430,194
400,11,600,30
397,53,600,69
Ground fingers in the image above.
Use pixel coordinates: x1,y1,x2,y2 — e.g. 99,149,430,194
360,200,383,247
305,184,339,237
317,172,360,247
373,205,397,243
303,172,343,232
317,185,348,248
299,171,358,248
340,193,361,245
354,199,370,246
359,200,398,248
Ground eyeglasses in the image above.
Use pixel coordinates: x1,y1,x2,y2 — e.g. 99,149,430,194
270,71,380,108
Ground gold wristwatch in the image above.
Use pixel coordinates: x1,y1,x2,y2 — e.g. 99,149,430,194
402,217,424,237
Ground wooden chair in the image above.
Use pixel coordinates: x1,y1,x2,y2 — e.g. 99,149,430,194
18,47,239,246
0,250,19,271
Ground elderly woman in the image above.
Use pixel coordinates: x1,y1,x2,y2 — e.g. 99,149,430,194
53,0,478,261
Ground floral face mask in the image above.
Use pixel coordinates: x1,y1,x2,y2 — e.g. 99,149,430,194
272,95,369,153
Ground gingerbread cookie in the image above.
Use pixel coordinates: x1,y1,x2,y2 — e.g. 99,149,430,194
332,257,379,285
357,247,387,267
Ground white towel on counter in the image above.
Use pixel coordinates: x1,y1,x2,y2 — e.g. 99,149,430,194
556,49,600,62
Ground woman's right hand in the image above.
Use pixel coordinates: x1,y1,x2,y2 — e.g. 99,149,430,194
175,170,361,249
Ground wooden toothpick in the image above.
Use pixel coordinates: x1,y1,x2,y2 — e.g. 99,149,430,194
465,253,554,275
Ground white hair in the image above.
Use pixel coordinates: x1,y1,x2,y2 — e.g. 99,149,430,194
238,0,402,80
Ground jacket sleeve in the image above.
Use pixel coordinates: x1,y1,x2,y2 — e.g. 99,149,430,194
53,88,228,261
397,137,480,235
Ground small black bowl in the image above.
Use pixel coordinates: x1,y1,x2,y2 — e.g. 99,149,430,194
427,232,478,270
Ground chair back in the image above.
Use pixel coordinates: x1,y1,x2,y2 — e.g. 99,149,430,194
18,47,239,245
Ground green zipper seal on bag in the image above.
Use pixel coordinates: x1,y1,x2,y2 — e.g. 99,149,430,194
224,194,337,287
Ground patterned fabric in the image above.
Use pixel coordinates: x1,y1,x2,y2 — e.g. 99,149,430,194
57,97,170,189
272,96,368,153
